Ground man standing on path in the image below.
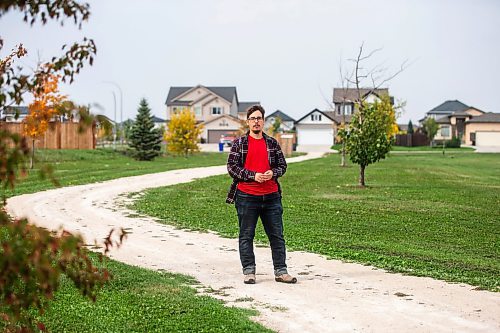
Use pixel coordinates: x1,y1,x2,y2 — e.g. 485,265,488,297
226,105,297,285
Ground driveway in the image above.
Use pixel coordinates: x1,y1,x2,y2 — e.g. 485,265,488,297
6,153,500,333
473,146,500,153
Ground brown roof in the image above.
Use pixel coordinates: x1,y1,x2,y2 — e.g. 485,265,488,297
332,88,390,103
466,113,500,123
324,111,353,124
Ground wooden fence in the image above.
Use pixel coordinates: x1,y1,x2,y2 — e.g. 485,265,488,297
0,122,96,149
395,133,429,147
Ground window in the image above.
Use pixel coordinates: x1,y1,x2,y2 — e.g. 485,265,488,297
172,107,179,114
441,126,450,137
343,104,352,115
211,107,223,115
194,106,202,116
311,114,322,121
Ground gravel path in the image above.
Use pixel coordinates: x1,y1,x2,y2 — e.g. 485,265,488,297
6,153,499,333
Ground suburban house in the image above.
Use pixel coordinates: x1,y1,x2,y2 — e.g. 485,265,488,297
264,110,295,133
165,85,259,143
295,109,338,146
1,106,29,122
151,115,166,131
420,100,500,146
464,113,500,146
332,88,393,117
238,101,260,121
295,88,391,146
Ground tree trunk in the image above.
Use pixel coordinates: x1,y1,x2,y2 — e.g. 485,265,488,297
359,164,366,187
30,139,35,169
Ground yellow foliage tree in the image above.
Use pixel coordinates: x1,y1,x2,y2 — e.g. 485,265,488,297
23,71,65,168
165,107,203,156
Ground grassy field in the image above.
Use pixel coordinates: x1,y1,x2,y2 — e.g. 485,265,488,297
5,149,229,197
331,144,474,152
132,152,500,291
31,254,271,333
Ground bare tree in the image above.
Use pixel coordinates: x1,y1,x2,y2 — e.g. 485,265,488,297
338,43,410,186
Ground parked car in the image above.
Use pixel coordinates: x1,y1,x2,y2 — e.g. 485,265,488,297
221,135,236,147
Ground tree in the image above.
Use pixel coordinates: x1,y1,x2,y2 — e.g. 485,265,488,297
121,119,135,141
339,95,398,186
269,116,282,136
237,118,249,137
1,2,125,331
338,43,407,186
422,117,439,147
129,98,162,160
165,107,203,156
407,120,414,134
23,71,65,168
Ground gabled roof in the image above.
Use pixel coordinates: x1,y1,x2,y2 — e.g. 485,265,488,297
296,109,337,124
166,85,237,105
429,100,469,113
465,106,485,113
202,114,242,126
332,88,390,103
466,112,500,123
151,116,165,123
267,110,295,122
2,106,29,115
238,102,260,114
324,111,352,124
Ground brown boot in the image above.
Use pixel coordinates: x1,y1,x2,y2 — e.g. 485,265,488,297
244,273,256,284
275,273,297,284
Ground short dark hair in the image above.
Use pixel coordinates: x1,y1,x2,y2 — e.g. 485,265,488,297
246,105,265,119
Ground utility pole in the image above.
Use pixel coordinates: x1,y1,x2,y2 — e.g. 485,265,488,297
103,81,123,145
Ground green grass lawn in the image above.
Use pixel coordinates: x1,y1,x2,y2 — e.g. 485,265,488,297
331,144,474,152
5,149,229,197
390,146,475,151
132,152,500,291
32,254,271,333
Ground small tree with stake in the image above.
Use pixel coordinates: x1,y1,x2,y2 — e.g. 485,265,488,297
129,98,162,161
338,43,408,186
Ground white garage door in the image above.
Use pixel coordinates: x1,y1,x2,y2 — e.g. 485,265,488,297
476,132,500,147
297,126,334,145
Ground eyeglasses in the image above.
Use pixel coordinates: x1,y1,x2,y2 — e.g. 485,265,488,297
248,116,263,122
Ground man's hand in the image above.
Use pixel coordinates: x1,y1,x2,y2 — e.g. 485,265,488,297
255,170,273,183
255,173,266,183
264,170,273,180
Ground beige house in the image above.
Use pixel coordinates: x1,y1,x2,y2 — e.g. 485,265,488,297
165,85,259,143
465,113,500,146
422,100,500,146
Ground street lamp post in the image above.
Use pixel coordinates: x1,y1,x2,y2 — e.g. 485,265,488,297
111,90,117,150
103,81,123,145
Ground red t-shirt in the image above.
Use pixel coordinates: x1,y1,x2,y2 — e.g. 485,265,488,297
238,135,279,195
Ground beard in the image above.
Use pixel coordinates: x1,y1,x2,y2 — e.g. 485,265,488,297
251,128,262,135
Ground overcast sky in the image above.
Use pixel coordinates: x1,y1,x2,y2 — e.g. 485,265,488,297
2,0,499,124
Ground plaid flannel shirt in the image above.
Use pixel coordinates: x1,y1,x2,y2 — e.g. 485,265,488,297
226,132,287,204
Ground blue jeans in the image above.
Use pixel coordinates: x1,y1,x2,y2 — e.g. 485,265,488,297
235,190,288,276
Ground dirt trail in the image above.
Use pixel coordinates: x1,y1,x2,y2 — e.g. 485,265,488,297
6,153,499,333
